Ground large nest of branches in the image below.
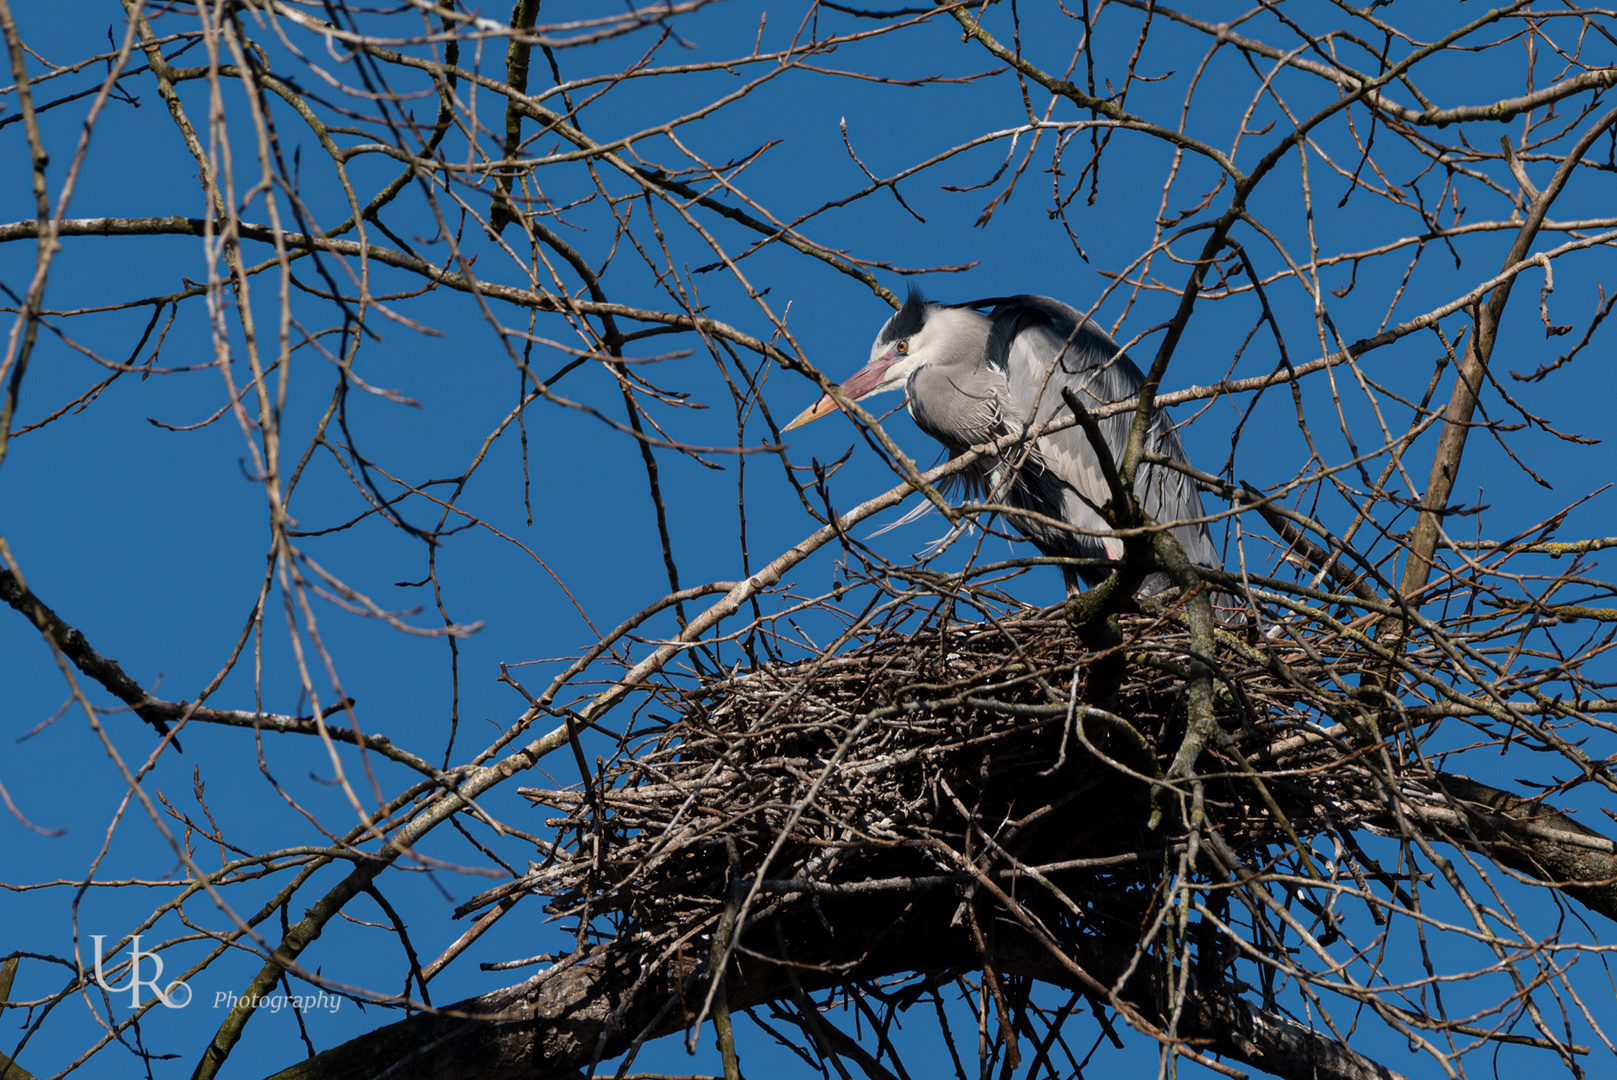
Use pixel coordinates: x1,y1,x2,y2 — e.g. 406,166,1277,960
488,606,1416,1078
518,611,1283,928
427,591,1616,1080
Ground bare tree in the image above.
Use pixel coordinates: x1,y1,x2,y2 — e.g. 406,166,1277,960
5,3,1617,1079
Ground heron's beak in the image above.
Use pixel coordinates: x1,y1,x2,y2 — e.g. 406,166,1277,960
782,353,896,432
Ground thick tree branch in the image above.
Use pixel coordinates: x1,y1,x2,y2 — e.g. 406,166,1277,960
0,568,174,742
262,892,1405,1080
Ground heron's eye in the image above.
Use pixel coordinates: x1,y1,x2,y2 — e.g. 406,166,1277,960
895,340,909,355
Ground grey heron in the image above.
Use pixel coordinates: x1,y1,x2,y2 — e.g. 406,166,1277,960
784,291,1225,603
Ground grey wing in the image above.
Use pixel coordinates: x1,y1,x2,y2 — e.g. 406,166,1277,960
997,306,1128,562
1135,415,1221,571
994,297,1220,571
990,295,1147,457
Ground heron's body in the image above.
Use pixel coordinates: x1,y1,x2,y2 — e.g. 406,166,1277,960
787,291,1224,600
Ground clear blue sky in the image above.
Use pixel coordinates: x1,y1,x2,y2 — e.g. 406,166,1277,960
3,2,1616,1077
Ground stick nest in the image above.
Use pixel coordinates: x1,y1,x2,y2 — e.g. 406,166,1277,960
492,609,1340,955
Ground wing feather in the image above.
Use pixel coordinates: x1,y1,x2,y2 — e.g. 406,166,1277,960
990,297,1221,582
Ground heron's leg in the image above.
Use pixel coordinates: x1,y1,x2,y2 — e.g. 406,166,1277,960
1063,578,1126,710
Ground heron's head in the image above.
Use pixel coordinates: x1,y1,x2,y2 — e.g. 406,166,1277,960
783,289,947,431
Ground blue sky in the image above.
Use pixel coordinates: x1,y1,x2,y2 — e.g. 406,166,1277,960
3,2,1617,1077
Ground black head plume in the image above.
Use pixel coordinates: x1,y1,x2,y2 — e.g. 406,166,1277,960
878,286,930,345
